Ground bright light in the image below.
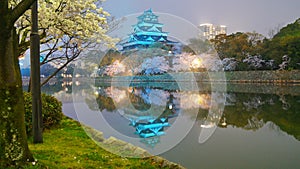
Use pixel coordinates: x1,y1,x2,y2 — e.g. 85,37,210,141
75,81,80,86
221,121,227,126
221,117,227,126
196,94,211,109
191,58,202,68
200,123,215,128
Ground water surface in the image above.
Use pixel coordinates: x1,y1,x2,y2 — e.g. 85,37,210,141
41,80,300,169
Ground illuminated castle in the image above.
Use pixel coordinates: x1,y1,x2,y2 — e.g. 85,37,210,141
121,9,180,52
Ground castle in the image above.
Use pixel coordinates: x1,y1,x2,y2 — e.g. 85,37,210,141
120,9,181,52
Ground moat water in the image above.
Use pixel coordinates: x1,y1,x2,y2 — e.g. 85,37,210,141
37,80,300,169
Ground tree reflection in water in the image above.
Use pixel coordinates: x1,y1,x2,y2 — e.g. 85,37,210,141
216,93,300,141
90,86,300,144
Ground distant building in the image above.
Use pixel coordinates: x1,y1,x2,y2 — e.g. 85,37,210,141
120,9,180,52
199,23,227,40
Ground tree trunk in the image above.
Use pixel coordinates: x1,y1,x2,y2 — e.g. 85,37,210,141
0,24,34,166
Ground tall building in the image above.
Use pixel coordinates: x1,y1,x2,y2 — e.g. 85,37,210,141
199,23,227,40
121,9,180,52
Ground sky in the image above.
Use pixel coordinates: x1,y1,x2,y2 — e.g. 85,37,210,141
103,0,300,36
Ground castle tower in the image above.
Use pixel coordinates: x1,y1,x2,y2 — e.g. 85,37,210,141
121,9,180,52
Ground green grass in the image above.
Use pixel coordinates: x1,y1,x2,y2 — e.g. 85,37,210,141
24,118,174,169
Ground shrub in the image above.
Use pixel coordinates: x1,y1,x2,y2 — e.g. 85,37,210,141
23,92,63,135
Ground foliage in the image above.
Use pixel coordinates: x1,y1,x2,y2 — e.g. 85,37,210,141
211,32,265,69
182,45,196,55
221,93,300,140
149,42,171,51
99,49,125,66
209,32,266,70
262,19,300,70
212,33,246,60
186,38,212,54
96,95,116,111
221,58,237,71
23,92,63,135
278,55,290,70
209,19,300,71
273,19,300,38
242,55,274,70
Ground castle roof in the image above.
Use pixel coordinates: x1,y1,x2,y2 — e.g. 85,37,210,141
137,9,159,24
120,9,180,50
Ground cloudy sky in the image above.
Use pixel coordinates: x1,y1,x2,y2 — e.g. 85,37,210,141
103,0,300,36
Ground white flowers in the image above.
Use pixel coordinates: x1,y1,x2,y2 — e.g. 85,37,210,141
12,0,115,51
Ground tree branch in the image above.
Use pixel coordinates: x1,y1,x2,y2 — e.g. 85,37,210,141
41,56,77,86
11,0,36,25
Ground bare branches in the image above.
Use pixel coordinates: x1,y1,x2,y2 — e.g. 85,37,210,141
41,56,75,86
40,35,92,86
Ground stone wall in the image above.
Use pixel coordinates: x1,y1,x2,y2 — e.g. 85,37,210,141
95,71,300,95
223,70,300,83
98,70,300,83
84,125,185,169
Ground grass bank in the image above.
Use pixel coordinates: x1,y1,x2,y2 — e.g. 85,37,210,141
24,118,183,169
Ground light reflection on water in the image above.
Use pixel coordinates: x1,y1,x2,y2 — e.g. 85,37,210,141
38,81,300,169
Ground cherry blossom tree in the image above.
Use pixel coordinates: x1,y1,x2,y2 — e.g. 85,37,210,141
139,56,169,75
172,53,222,72
172,53,197,72
243,55,274,70
222,58,238,71
103,60,126,76
278,55,290,70
11,0,116,85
